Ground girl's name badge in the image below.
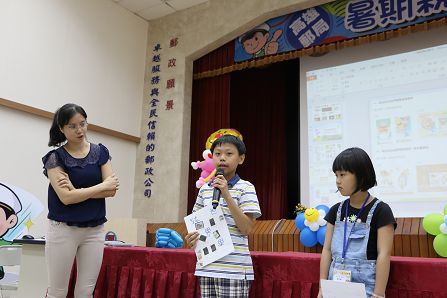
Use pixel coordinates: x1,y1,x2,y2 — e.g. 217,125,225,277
333,269,352,282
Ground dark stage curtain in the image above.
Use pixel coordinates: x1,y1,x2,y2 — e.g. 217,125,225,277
193,41,235,73
187,42,234,213
230,62,296,220
189,41,298,219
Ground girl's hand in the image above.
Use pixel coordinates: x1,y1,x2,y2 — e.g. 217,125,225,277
317,289,323,298
185,231,200,249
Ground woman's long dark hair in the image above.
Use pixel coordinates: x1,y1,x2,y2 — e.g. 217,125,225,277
48,103,87,147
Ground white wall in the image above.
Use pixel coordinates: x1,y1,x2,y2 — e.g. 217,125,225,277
0,0,147,136
0,0,148,238
133,0,333,221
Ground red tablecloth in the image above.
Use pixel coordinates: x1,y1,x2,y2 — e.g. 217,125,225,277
68,247,447,298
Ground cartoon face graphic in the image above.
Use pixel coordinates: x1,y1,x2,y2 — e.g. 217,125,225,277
0,208,18,238
0,183,22,238
242,31,269,54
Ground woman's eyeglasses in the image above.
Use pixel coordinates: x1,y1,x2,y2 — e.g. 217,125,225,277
66,121,88,131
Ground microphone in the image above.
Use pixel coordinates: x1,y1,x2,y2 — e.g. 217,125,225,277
212,168,224,209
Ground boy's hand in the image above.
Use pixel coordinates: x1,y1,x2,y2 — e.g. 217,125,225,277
185,231,200,249
211,174,230,198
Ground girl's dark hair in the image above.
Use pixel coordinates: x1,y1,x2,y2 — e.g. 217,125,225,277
211,135,246,155
332,147,377,193
48,103,87,147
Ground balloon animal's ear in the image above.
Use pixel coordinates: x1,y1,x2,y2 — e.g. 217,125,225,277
203,150,212,160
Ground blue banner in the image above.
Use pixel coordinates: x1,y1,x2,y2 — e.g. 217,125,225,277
235,0,447,63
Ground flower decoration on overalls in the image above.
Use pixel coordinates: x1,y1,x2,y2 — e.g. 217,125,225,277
295,204,329,247
191,128,243,188
422,203,447,257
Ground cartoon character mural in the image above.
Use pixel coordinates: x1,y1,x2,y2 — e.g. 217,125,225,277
191,129,243,188
238,23,283,58
0,182,43,279
0,183,22,246
0,182,43,243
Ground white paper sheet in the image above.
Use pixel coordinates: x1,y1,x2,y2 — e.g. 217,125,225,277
320,279,367,298
184,205,234,266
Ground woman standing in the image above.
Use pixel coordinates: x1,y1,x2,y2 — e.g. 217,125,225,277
42,103,119,297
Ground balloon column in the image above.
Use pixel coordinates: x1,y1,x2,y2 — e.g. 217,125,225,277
422,203,447,257
295,205,329,247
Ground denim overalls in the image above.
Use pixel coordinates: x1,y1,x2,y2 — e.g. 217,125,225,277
328,199,380,297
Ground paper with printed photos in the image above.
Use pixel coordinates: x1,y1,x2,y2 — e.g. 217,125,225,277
184,205,234,267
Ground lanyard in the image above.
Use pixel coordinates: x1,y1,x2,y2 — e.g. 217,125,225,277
342,193,370,260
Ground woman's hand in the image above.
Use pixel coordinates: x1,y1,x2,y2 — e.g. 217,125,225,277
56,172,74,191
185,231,200,249
317,288,323,298
102,174,119,191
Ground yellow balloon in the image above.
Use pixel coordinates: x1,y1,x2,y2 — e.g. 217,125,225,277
305,208,319,222
205,128,243,150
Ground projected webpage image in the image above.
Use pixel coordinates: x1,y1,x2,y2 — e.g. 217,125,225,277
306,44,447,217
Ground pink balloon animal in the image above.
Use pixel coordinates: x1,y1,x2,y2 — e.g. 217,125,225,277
191,150,216,188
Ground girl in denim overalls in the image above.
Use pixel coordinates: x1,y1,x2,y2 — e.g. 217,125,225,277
318,148,395,298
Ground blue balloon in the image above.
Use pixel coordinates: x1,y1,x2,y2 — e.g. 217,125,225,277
155,228,184,248
300,227,318,247
171,231,183,243
157,240,168,246
170,230,184,247
315,204,330,215
157,228,172,234
317,226,327,246
295,212,306,230
156,235,170,241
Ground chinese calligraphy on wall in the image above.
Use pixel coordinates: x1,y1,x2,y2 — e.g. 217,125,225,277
143,37,179,198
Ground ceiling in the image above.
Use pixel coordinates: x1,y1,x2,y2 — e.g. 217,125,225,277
111,0,208,21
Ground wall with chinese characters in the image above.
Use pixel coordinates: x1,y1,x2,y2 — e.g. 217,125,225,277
133,0,334,221
0,0,148,238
